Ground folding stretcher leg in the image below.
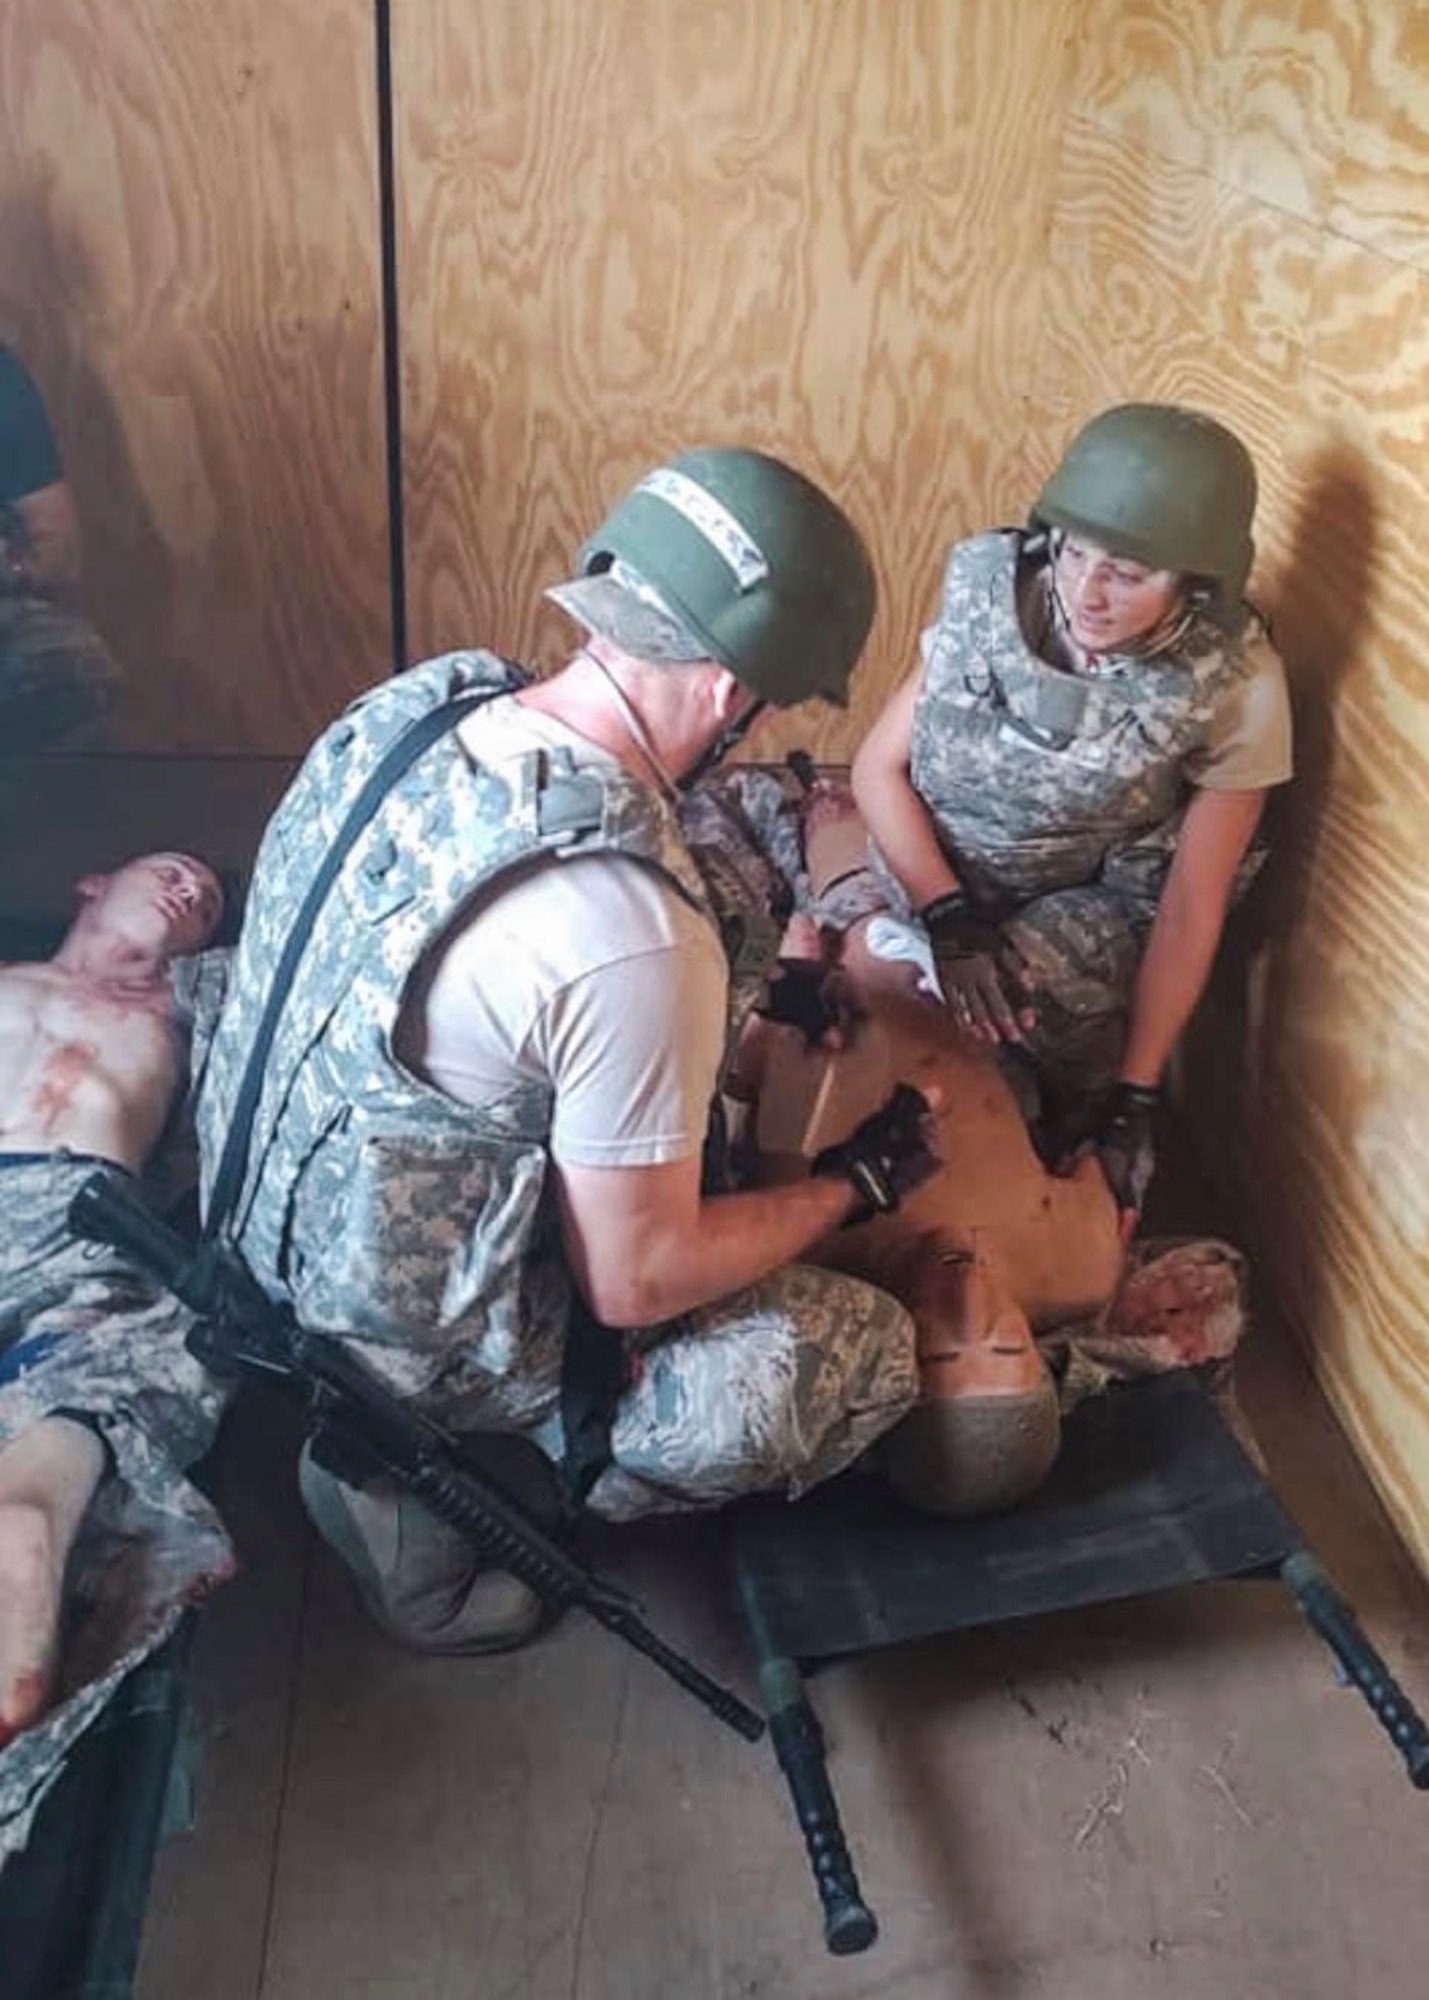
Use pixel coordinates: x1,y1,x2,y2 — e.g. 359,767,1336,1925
1281,1552,1429,1787
727,1375,1429,1958
736,1567,877,1955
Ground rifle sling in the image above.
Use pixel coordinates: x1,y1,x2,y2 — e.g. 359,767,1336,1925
206,692,487,1240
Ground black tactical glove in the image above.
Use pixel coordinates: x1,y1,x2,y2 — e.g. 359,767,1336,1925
919,891,1034,1042
1049,1081,1161,1222
812,1082,942,1226
755,956,860,1048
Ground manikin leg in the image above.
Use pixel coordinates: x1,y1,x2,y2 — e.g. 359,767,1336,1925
0,1416,105,1743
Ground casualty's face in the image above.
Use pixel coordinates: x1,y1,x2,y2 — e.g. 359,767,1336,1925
917,1284,1046,1403
93,852,223,957
1053,534,1183,653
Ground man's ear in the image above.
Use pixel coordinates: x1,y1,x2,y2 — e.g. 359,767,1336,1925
74,872,107,904
709,667,746,721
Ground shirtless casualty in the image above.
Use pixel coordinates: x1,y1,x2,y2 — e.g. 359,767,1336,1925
732,772,1248,1516
0,853,233,1860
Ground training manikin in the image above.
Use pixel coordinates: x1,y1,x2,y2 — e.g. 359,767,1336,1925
736,779,1244,1515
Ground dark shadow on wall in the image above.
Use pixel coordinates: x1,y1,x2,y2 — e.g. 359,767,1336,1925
1181,439,1378,1252
0,181,178,754
1257,440,1379,950
1,187,315,922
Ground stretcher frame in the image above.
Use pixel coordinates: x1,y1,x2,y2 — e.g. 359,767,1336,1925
729,1369,1429,1954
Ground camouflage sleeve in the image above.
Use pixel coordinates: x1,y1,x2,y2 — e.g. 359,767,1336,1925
170,944,233,1096
149,946,234,1208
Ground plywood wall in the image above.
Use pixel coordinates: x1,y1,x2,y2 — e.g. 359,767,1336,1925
0,0,390,755
393,0,1083,764
1041,0,1429,1574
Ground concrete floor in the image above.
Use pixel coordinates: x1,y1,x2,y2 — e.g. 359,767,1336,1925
134,1179,1429,2000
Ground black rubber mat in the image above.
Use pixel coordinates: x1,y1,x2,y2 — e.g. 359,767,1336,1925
732,1373,1302,1662
0,1616,194,2000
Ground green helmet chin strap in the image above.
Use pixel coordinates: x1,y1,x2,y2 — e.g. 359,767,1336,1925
1031,403,1259,611
572,448,877,707
680,697,767,790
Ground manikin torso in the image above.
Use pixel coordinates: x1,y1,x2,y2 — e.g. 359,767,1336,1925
0,853,219,1171
0,963,180,1168
747,778,1124,1350
738,784,1126,1513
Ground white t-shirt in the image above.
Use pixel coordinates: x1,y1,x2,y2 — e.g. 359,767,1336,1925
404,698,728,1170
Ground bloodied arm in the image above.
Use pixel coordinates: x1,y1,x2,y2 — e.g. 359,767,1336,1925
1118,786,1267,1088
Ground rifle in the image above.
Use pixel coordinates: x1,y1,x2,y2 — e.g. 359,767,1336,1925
69,1168,764,1744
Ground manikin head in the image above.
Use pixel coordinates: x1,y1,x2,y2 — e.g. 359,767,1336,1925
884,1251,1062,1517
69,851,223,965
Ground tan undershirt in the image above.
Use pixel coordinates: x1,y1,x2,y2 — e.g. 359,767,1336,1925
406,698,728,1169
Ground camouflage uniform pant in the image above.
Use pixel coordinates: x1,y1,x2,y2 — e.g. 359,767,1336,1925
868,836,1156,1096
0,594,121,753
324,1261,917,1636
999,884,1152,1095
997,823,1265,1098
0,1154,232,1866
577,1261,918,1522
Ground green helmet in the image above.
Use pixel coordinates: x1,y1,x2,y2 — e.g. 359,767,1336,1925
550,447,876,706
1031,403,1257,607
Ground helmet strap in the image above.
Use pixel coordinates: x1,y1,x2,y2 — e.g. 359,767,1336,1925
1123,597,1196,660
680,698,767,790
585,646,765,795
582,649,682,804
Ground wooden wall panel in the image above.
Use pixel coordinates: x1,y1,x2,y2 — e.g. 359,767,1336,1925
0,0,390,754
1070,0,1363,222
1327,2,1429,267
1009,112,1321,505
394,0,1082,767
1220,239,1429,1555
1051,2,1429,1571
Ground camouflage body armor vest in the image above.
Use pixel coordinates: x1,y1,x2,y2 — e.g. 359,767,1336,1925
196,652,775,1430
911,532,1260,910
